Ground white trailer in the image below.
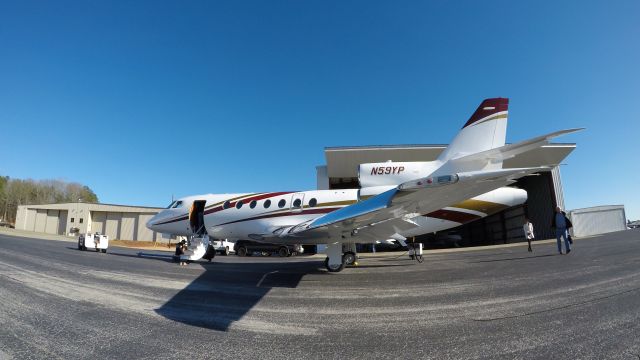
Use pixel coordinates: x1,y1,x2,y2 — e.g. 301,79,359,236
78,233,109,253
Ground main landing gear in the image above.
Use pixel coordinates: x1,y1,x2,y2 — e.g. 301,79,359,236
324,243,357,273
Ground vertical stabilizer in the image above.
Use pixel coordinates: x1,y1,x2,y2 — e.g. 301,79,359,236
437,98,509,165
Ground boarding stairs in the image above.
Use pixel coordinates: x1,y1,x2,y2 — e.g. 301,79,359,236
180,226,210,261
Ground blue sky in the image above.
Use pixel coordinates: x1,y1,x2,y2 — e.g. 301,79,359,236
1,1,638,220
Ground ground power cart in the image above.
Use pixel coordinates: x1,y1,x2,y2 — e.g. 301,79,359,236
78,233,109,253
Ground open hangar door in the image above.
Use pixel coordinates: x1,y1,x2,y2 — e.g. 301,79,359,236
419,171,558,248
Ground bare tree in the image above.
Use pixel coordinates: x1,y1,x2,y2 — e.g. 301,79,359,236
0,175,99,224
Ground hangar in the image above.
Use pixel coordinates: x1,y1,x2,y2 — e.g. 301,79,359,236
316,143,577,247
14,203,164,241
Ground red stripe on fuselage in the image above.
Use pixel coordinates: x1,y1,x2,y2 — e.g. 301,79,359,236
203,192,295,217
153,214,189,226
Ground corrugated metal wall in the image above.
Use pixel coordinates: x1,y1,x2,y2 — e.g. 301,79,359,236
120,214,137,240
105,212,121,239
91,212,106,234
137,214,155,241
45,210,59,234
551,166,565,211
34,210,47,232
570,207,627,237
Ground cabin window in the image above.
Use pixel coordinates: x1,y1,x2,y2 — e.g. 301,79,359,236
223,201,231,209
293,199,302,208
166,201,176,209
172,201,183,208
278,199,286,208
309,198,317,207
236,201,243,209
264,200,271,208
250,200,257,209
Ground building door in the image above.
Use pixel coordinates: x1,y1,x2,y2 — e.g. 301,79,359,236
58,211,68,235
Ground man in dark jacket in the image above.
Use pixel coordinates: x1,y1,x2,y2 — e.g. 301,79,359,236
551,207,573,254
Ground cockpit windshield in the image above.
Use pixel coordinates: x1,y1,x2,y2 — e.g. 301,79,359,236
165,200,184,209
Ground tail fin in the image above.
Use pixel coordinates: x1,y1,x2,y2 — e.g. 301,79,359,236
437,98,509,163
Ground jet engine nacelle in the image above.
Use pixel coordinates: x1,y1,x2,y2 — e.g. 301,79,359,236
358,161,439,188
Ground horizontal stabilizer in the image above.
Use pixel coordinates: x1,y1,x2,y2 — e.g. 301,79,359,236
447,128,584,171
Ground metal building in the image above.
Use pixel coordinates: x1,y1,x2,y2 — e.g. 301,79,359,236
317,143,577,246
15,203,164,241
569,205,627,237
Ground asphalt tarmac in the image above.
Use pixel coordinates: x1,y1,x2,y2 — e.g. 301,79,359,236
1,230,639,359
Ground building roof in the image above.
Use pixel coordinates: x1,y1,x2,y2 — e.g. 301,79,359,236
324,143,577,179
17,202,163,213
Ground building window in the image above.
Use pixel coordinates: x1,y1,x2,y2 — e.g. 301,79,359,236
293,199,302,208
309,198,317,207
278,199,286,208
236,201,243,209
71,218,75,223
264,200,271,208
250,200,257,209
79,218,83,224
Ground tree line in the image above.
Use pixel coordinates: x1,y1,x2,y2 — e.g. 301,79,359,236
0,175,99,223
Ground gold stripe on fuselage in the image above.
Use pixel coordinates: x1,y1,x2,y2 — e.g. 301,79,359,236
451,199,508,214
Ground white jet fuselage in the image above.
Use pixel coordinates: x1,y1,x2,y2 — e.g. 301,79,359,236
147,187,526,244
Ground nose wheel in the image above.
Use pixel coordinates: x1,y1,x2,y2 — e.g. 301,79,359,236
324,256,346,272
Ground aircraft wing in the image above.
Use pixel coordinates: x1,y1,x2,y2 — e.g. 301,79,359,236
276,167,547,243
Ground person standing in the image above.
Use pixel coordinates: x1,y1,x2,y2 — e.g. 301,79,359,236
523,218,534,252
551,207,573,255
175,239,188,266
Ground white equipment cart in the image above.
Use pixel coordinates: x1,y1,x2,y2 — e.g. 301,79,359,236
78,233,109,253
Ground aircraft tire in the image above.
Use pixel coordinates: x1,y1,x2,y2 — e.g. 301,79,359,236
237,246,248,257
278,247,289,258
101,249,107,253
324,256,346,273
343,252,356,266
203,245,216,261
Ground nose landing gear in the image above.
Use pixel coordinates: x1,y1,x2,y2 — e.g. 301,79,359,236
324,243,357,272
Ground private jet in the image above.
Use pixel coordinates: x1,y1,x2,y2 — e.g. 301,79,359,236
147,98,581,272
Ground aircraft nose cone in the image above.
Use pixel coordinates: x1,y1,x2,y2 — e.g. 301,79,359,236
146,214,160,230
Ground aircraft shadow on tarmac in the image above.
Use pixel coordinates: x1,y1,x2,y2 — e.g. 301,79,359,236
154,258,325,332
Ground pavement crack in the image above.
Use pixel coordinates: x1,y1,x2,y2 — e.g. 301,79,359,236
256,270,279,287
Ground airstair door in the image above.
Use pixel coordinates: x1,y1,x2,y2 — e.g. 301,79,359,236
189,200,207,235
290,193,305,213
